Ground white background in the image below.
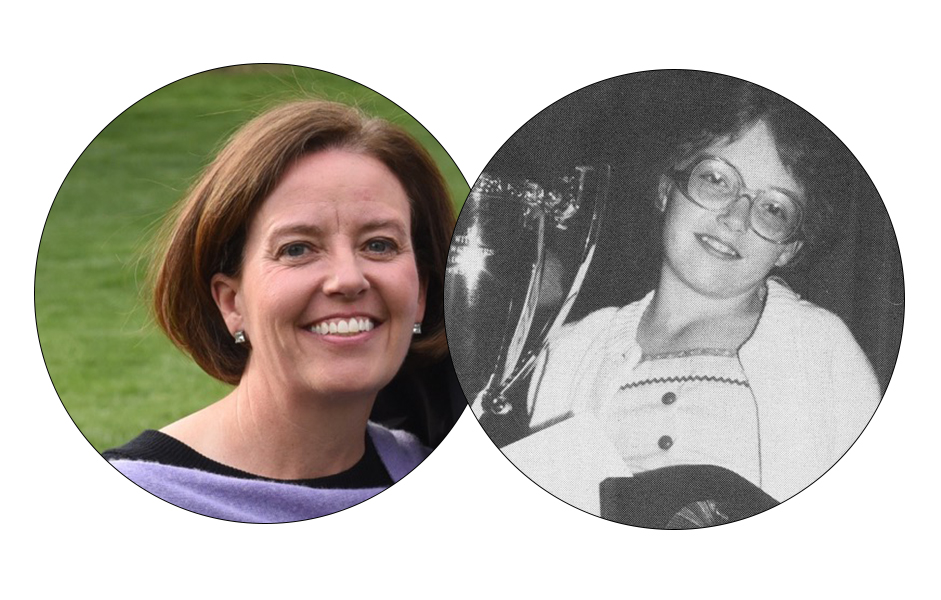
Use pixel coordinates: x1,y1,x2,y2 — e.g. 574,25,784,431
6,1,937,597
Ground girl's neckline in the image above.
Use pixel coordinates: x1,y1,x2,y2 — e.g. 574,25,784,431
635,281,772,358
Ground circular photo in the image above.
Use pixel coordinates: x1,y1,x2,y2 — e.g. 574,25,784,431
36,64,468,523
446,70,902,528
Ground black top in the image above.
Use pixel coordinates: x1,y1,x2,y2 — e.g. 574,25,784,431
371,354,466,448
103,430,393,489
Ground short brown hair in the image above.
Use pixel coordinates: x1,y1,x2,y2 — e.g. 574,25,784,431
152,100,455,384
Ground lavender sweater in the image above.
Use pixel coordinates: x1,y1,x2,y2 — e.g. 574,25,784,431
108,422,430,523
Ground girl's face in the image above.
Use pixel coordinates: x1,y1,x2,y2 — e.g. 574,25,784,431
660,120,804,300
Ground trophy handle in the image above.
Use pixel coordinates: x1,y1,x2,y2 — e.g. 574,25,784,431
544,165,609,337
500,210,546,383
478,164,610,416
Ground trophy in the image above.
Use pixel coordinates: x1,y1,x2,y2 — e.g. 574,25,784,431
446,165,610,419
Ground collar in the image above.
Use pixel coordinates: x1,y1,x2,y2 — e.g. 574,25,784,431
610,278,798,365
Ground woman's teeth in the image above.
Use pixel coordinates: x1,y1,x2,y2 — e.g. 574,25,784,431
309,318,375,336
697,234,741,258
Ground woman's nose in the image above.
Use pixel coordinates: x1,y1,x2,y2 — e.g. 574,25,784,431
717,195,751,234
323,251,369,297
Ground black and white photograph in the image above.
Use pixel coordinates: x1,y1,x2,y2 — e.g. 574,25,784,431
448,71,902,527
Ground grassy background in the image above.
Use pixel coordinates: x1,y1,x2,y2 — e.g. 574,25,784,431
35,65,469,452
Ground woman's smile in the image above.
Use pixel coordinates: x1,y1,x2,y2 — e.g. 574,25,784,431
306,315,379,336
302,313,384,347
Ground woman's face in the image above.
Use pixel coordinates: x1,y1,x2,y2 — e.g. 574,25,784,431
660,119,804,300
213,150,425,400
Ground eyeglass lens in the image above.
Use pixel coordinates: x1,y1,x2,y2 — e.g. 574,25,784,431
688,159,800,242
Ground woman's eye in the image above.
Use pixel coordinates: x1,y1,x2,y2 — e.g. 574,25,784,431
365,239,397,255
282,243,310,258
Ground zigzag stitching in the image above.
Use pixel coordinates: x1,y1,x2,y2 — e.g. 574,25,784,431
619,375,751,390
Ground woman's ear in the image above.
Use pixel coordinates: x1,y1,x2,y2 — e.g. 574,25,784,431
656,175,672,213
211,273,243,336
774,240,803,268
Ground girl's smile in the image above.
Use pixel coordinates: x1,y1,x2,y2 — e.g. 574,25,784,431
695,233,742,260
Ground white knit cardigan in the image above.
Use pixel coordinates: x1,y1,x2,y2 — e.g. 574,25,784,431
527,278,881,501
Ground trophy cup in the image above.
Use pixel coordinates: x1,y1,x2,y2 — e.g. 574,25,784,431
446,165,610,423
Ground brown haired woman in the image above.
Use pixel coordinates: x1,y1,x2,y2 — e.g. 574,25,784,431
103,100,457,523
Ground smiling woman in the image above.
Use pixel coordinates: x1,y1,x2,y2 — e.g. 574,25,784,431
209,151,425,407
95,93,459,523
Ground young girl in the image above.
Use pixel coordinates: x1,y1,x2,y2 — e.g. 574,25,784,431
522,81,881,519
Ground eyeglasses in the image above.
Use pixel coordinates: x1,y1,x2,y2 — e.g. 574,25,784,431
667,156,804,244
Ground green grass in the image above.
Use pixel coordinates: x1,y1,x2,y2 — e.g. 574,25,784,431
35,65,469,451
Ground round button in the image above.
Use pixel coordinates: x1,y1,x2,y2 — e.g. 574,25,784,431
661,391,677,405
658,435,674,450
